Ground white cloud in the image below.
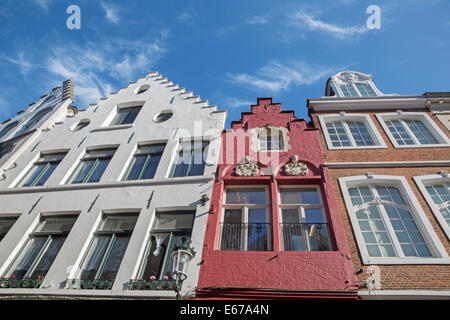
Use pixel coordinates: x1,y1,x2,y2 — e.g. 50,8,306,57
227,60,342,92
224,97,254,108
3,52,33,78
291,11,367,39
101,2,120,24
247,15,268,25
45,37,166,107
32,0,52,11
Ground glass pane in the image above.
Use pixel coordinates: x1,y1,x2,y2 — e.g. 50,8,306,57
281,209,300,224
112,106,141,125
154,211,195,230
247,221,268,251
347,121,374,146
8,237,47,278
98,235,131,281
36,216,77,233
0,217,18,240
80,236,110,280
304,208,325,224
280,189,320,204
126,155,147,180
22,164,47,187
71,160,95,184
35,163,58,186
141,154,161,179
87,158,110,183
225,189,266,204
326,122,351,147
31,237,65,278
100,214,139,231
282,222,304,251
220,213,242,251
405,120,438,145
141,234,169,279
305,223,332,251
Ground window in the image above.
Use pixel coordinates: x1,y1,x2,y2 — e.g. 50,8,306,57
71,119,90,132
138,211,195,281
170,141,208,177
153,110,173,123
279,187,332,251
14,107,52,137
259,128,284,151
5,215,77,280
68,148,116,184
376,113,450,148
414,174,450,239
124,144,165,180
338,83,377,97
319,114,386,149
219,188,271,251
79,213,138,286
0,216,19,241
18,152,66,187
339,176,449,264
110,106,141,126
135,84,150,94
0,121,18,140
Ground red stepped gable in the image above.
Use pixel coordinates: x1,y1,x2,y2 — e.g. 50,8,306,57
195,98,358,300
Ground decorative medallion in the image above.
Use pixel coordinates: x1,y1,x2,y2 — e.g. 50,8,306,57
284,154,308,176
235,156,259,176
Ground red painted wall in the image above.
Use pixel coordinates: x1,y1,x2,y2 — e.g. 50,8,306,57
196,98,358,299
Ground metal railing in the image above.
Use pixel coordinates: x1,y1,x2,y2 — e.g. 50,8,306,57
219,222,270,251
280,223,332,251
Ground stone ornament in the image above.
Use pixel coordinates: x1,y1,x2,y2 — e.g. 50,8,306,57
235,156,259,176
284,154,308,176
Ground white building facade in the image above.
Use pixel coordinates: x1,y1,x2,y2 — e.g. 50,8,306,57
0,72,226,299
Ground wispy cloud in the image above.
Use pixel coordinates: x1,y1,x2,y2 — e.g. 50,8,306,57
177,11,196,23
32,0,52,11
227,60,342,92
45,37,167,106
291,11,367,39
3,52,33,79
101,2,120,24
223,97,254,108
247,15,268,25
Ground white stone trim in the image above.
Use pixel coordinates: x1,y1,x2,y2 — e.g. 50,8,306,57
339,175,449,265
375,112,450,148
325,161,450,168
358,290,450,300
318,114,387,150
413,174,450,240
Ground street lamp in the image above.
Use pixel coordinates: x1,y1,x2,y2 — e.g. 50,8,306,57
171,237,196,300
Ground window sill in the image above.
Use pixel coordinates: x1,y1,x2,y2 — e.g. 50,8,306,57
91,124,135,132
362,257,450,265
389,144,450,149
326,145,388,150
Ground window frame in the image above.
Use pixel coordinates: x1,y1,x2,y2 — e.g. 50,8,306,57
218,185,272,251
413,174,450,240
0,214,20,242
4,214,78,280
110,105,142,126
76,212,139,284
318,114,387,150
16,152,67,187
66,147,116,184
122,143,166,181
376,112,450,148
169,139,209,178
339,175,449,264
136,210,195,281
277,185,333,251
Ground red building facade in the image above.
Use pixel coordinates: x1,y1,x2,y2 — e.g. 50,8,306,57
195,98,358,299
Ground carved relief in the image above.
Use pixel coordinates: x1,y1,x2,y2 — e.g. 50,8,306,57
283,154,308,176
235,156,259,176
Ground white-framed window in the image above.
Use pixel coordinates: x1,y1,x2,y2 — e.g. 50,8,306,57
252,125,290,152
218,186,271,251
339,175,449,264
318,114,386,149
0,215,20,242
169,140,209,178
336,82,378,97
123,143,166,181
278,186,333,251
4,214,78,281
17,152,67,187
376,112,450,148
413,174,450,240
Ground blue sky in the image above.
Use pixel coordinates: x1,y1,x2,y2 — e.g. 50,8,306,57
1,0,449,127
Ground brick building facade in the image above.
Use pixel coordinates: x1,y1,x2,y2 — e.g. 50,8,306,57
308,71,450,299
